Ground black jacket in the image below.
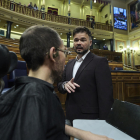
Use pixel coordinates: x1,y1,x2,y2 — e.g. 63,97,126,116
0,76,69,140
58,52,114,122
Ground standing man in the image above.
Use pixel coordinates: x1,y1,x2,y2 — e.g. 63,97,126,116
58,26,114,123
91,18,95,29
103,44,108,50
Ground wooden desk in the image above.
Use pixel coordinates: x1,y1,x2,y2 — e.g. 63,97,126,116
91,49,122,62
111,71,140,105
109,62,123,70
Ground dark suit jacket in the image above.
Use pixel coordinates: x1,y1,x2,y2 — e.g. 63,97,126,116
58,52,114,122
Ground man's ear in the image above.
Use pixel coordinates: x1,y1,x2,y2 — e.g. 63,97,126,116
49,47,58,62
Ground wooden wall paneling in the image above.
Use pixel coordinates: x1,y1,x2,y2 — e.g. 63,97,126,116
123,82,140,104
118,82,124,101
112,72,140,105
112,82,118,99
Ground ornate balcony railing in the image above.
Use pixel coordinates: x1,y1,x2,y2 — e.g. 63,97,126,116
0,0,113,31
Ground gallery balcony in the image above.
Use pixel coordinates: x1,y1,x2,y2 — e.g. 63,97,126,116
0,0,113,33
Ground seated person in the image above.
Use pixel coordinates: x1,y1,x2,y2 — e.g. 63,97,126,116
28,2,33,9
0,26,113,140
40,6,45,11
33,4,38,10
103,44,108,50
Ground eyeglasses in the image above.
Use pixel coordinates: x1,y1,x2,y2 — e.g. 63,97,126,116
57,48,71,57
46,48,71,57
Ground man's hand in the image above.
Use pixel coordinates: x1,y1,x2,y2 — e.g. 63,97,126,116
64,78,80,93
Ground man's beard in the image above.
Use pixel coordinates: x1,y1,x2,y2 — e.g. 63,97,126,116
51,61,64,83
75,46,89,55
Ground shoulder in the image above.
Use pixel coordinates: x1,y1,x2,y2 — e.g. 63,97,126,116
89,53,108,67
22,81,51,99
65,59,75,67
67,59,75,64
19,82,55,107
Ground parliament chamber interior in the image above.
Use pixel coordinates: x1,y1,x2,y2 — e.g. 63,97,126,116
0,0,140,139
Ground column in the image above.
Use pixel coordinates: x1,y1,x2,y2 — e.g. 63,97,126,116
127,51,131,66
68,0,71,24
67,32,71,48
110,39,113,51
83,5,85,19
130,48,133,67
133,50,135,68
90,36,94,49
6,21,13,39
62,1,65,15
99,44,101,49
81,5,84,19
90,0,93,21
123,50,126,65
109,4,112,25
38,0,41,10
80,7,82,19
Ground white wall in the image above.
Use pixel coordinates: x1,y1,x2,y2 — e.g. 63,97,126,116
0,29,21,39
83,6,90,20
112,0,126,9
100,4,110,23
83,6,98,21
11,33,21,39
45,0,63,14
63,39,73,48
71,3,80,19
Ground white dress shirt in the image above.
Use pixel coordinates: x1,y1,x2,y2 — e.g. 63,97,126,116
73,50,90,78
62,50,90,90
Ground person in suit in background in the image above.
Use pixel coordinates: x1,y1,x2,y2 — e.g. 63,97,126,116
103,44,108,50
91,18,95,29
58,26,114,124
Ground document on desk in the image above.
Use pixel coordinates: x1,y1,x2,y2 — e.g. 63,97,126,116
73,120,135,140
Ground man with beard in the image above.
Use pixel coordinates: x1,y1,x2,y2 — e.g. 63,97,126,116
0,26,113,140
58,26,114,124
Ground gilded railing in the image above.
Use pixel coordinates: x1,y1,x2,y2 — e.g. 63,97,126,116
95,22,113,31
0,0,113,31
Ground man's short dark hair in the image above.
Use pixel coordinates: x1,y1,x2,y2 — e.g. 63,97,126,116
19,26,61,71
73,26,92,40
